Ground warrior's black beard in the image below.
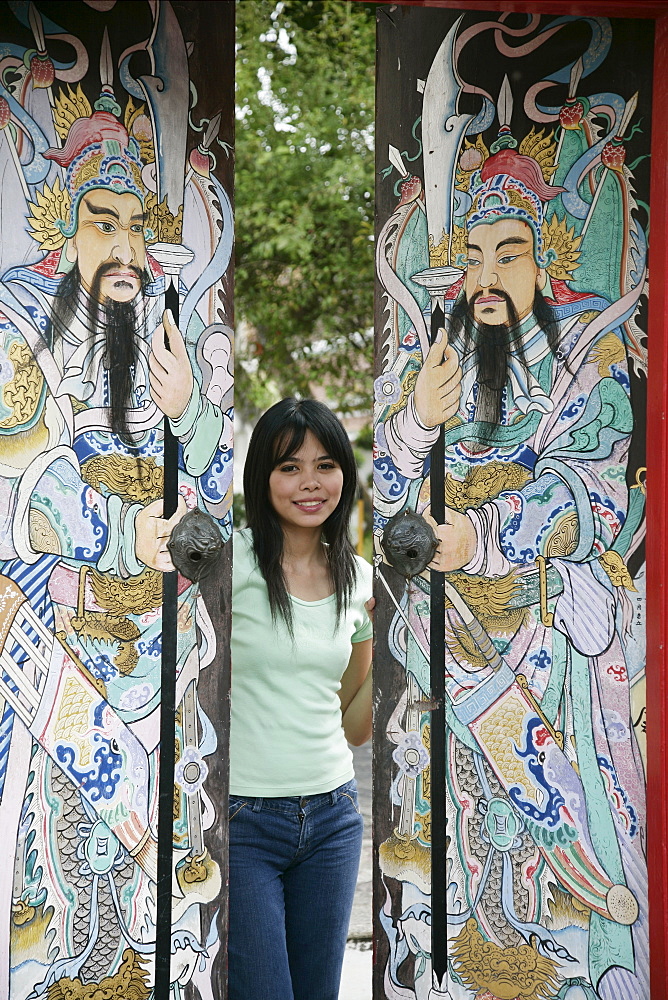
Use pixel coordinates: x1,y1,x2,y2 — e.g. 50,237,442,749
449,287,561,428
49,262,147,444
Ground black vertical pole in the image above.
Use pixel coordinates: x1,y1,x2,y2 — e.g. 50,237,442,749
429,301,447,987
155,278,180,999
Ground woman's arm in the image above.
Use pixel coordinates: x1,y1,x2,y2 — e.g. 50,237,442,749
338,637,372,747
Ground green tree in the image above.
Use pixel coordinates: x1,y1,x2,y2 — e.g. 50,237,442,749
235,0,376,418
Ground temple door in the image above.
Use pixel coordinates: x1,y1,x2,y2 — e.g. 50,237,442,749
0,3,234,998
372,2,668,997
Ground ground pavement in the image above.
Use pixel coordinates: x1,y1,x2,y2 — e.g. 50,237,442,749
339,742,373,999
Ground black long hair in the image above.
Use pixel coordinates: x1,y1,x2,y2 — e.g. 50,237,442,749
449,286,562,426
243,397,359,634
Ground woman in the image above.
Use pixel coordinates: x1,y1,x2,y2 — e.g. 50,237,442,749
228,397,373,1000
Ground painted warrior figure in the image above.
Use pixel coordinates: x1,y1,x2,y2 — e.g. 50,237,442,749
375,18,648,1000
0,12,232,999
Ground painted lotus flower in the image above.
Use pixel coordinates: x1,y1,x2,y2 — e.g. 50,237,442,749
602,137,626,172
189,145,211,177
559,97,587,130
397,174,422,207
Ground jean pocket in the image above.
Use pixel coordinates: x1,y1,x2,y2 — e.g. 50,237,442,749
339,789,360,815
228,797,248,821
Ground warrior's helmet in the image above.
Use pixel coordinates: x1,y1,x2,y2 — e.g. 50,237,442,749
42,109,145,240
455,138,582,282
26,86,154,254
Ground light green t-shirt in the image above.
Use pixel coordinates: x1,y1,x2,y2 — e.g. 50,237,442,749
229,528,373,796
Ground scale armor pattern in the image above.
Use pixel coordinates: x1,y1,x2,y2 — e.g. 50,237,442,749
50,762,137,981
454,741,538,948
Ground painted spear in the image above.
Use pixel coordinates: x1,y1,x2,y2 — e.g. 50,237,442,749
412,16,472,990
2,1,57,198
496,74,514,146
387,143,426,214
136,5,192,996
27,2,57,113
185,110,222,188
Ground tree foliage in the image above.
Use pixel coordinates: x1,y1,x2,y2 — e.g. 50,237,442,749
235,0,376,418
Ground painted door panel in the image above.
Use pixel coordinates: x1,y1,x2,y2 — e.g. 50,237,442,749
373,6,651,997
0,3,233,997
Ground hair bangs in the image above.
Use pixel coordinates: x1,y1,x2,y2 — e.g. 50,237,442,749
306,410,355,474
272,420,308,468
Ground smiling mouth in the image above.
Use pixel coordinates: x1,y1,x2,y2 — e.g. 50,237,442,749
293,499,326,509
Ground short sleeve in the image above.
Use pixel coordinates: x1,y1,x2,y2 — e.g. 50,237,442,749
351,555,373,643
351,612,372,643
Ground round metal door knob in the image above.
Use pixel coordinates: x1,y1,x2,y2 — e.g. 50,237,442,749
381,509,438,578
167,506,223,582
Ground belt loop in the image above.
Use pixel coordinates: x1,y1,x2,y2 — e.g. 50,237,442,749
252,797,263,813
330,788,338,805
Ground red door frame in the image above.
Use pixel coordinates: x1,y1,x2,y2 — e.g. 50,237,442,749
362,0,668,991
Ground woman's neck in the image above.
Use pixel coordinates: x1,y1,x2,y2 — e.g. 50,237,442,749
280,526,332,600
281,524,326,568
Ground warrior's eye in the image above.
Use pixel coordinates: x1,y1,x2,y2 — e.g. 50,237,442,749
130,224,143,233
97,222,115,234
498,254,518,265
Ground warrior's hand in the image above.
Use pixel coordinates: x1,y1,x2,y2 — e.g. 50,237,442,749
149,310,194,420
135,496,188,572
414,329,462,428
424,507,476,572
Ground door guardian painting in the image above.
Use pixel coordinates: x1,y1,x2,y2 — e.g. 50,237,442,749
374,6,650,998
0,3,233,997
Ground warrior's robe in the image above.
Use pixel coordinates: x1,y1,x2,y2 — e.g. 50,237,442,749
376,280,647,996
0,249,230,988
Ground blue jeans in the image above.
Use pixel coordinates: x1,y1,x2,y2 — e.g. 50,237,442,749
227,779,363,1000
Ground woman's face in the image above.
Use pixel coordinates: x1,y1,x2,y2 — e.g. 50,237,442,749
268,429,344,532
